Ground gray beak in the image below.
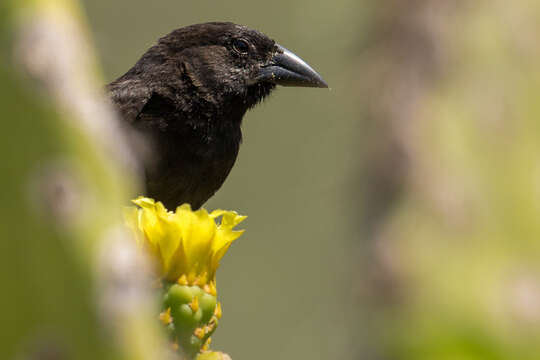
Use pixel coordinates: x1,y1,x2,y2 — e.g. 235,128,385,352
255,45,328,88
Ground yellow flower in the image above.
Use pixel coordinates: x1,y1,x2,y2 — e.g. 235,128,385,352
125,197,246,293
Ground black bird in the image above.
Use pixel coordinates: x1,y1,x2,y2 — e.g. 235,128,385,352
108,22,327,209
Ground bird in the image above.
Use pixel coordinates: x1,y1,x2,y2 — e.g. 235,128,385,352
108,22,327,210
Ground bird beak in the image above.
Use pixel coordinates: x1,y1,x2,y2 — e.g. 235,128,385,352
255,44,328,88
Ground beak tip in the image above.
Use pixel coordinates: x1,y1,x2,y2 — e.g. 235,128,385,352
261,45,329,89
318,78,329,89
306,74,329,89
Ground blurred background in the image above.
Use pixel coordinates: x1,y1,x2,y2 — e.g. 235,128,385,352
4,0,540,359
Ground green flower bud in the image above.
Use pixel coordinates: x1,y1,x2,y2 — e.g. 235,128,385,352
199,292,218,323
172,303,198,331
165,284,194,308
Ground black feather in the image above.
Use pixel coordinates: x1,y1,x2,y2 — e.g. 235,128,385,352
108,22,324,209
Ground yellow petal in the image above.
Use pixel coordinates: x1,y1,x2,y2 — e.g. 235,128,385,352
126,197,245,287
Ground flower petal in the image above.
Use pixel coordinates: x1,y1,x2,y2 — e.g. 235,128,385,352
125,197,245,290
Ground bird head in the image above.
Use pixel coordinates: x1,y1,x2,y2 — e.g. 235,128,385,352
154,22,328,111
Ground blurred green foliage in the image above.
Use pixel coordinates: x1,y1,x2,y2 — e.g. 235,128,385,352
353,1,540,359
0,56,118,360
1,1,162,359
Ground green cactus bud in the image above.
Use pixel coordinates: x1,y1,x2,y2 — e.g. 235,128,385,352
192,307,203,324
171,303,198,331
199,292,218,323
166,322,175,337
190,285,204,298
165,284,194,308
163,285,222,359
184,335,204,357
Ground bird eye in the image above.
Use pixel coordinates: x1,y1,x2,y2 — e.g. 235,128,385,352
232,39,250,54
